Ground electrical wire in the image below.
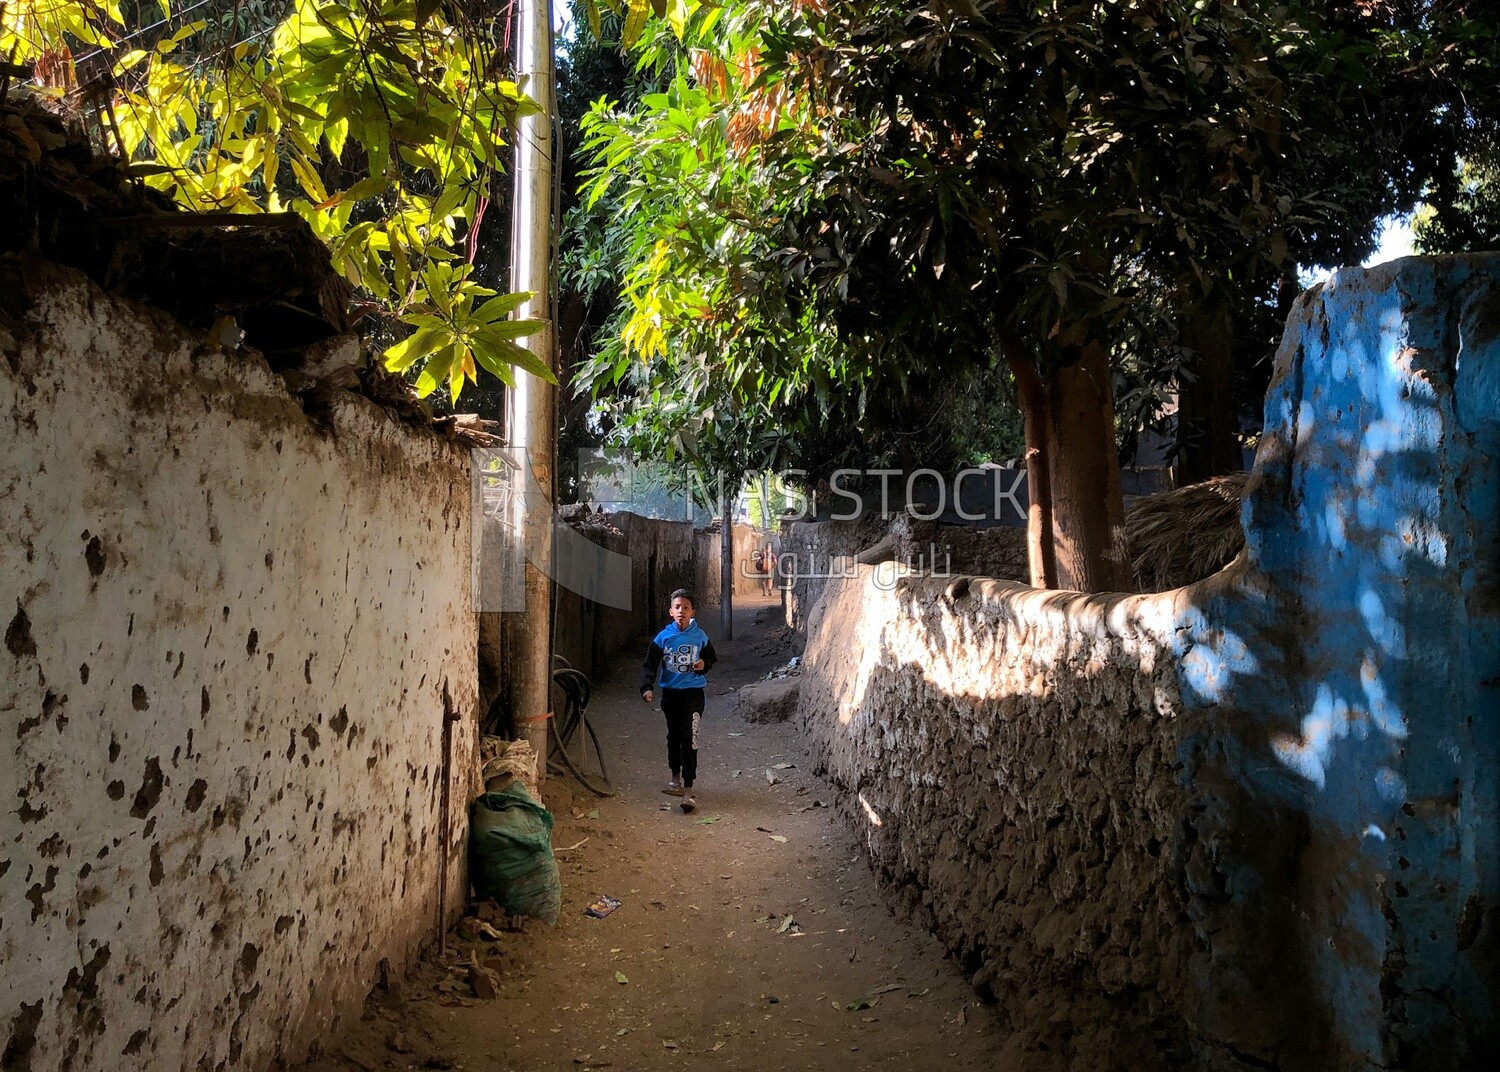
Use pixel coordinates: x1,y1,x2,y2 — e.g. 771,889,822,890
547,662,614,797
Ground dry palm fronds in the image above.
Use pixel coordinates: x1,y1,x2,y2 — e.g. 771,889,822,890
1124,473,1248,593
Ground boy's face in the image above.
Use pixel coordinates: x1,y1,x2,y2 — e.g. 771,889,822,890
670,597,694,630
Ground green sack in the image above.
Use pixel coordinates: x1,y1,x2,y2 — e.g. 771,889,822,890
469,784,561,925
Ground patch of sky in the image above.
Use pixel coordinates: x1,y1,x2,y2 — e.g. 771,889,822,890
1300,215,1418,290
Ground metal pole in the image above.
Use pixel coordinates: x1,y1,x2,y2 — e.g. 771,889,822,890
720,477,734,641
507,0,557,790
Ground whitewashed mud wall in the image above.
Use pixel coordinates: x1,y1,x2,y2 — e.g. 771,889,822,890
1,263,478,1071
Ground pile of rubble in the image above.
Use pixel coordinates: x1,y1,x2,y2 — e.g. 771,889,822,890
735,658,803,725
439,902,528,1003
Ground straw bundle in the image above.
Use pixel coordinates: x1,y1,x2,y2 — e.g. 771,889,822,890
1124,473,1248,593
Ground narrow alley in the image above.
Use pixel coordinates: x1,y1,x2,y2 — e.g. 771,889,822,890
9,6,1500,1065
299,594,1007,1072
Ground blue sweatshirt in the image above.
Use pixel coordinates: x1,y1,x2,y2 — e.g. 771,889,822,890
640,619,718,694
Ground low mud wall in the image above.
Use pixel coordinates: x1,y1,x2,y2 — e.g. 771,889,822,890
798,256,1500,1070
1,262,477,1072
781,513,1026,632
801,569,1204,1065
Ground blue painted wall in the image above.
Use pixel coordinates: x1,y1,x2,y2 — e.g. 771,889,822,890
1178,256,1500,1067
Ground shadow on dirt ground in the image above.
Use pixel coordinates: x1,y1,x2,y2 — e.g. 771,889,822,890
295,594,1007,1072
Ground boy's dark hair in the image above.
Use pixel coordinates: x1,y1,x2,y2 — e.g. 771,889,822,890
669,588,695,607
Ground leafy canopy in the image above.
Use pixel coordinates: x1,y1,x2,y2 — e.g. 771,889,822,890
570,0,1500,480
570,0,902,480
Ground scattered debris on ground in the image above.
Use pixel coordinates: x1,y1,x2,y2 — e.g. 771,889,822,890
295,597,1006,1072
764,655,802,680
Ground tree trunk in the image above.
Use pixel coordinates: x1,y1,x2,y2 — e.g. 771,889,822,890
1044,341,1131,593
1176,303,1240,486
1004,343,1057,589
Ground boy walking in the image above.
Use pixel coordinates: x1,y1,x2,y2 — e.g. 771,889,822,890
640,589,717,813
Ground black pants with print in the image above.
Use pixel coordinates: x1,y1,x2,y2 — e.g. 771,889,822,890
660,687,705,788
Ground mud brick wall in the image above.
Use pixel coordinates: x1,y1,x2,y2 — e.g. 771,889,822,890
693,522,769,605
778,514,889,632
800,570,1200,1066
626,513,699,632
797,256,1500,1071
0,263,478,1072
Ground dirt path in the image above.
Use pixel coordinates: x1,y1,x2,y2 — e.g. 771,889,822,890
302,594,1006,1072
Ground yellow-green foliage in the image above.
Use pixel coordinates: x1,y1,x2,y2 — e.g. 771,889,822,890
3,0,551,402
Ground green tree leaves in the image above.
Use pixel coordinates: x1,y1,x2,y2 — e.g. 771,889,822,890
567,0,1500,487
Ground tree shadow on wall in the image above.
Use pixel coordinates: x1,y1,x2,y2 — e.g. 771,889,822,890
814,258,1500,1072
